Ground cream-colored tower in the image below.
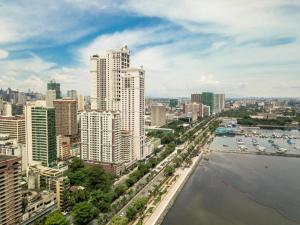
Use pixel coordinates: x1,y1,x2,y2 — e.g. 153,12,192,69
90,46,145,162
121,67,145,160
90,46,130,111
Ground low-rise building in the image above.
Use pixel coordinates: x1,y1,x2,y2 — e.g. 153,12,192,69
0,115,25,144
27,165,69,210
56,135,71,160
22,190,56,222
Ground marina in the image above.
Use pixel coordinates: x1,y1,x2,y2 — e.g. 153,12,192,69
212,128,300,156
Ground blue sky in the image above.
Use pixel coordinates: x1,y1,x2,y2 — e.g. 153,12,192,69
0,0,300,97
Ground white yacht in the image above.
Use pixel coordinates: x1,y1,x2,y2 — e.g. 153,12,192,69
276,148,287,154
256,145,266,152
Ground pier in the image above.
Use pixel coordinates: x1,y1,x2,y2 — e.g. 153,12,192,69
216,150,300,158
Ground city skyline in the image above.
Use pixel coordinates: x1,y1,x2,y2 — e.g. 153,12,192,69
0,1,300,98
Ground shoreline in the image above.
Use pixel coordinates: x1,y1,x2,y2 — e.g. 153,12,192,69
143,150,204,225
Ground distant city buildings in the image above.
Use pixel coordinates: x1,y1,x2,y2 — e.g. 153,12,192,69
169,99,179,108
47,79,61,99
66,90,77,100
0,88,41,105
183,102,203,122
191,93,201,103
201,92,215,114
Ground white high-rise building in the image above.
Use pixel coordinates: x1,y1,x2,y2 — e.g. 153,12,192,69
120,68,145,160
80,110,122,175
90,46,145,161
90,45,130,111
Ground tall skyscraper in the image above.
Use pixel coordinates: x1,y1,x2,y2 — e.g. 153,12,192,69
67,90,77,100
151,105,166,127
46,89,56,107
90,45,130,111
53,99,78,138
25,101,56,167
201,92,216,114
80,111,122,175
215,93,225,113
0,155,22,225
47,79,61,99
90,46,145,161
0,115,25,144
191,93,201,103
120,68,145,160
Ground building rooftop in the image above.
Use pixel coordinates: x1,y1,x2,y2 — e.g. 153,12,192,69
0,115,25,120
0,155,21,163
53,99,77,103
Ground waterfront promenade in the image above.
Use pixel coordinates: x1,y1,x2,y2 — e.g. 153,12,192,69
143,150,204,225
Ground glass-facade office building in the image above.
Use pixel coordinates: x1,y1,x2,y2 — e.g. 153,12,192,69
31,107,56,166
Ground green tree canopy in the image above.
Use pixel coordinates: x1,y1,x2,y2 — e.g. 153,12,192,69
69,157,84,172
72,202,99,225
111,215,128,225
126,197,148,221
164,165,175,176
90,190,113,212
44,211,69,225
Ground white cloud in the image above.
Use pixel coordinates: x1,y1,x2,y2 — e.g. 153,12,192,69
0,55,56,92
77,25,185,64
0,75,45,93
0,0,113,46
124,0,300,39
0,49,9,59
197,74,220,85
